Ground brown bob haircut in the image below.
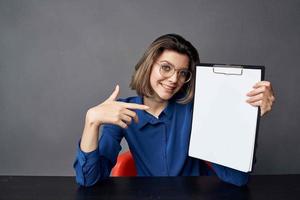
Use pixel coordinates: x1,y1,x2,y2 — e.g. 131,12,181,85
130,34,200,104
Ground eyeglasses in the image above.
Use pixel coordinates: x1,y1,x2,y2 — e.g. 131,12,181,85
157,62,192,83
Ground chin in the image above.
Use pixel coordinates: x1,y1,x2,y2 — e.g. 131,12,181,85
157,92,175,101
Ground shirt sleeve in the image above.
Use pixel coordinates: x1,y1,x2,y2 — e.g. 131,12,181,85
73,124,124,187
211,163,250,187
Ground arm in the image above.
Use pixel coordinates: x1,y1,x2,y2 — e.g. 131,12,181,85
210,163,249,186
199,81,275,186
73,85,149,187
73,123,123,187
210,81,275,186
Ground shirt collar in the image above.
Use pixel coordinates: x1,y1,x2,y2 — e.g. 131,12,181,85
136,96,174,130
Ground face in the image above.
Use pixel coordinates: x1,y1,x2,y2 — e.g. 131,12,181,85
149,49,190,102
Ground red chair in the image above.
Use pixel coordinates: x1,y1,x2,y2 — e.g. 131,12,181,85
111,151,137,177
205,161,213,170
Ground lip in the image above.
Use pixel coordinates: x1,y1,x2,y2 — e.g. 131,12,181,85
161,83,176,92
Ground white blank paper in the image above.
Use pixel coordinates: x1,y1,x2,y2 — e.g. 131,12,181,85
188,65,262,172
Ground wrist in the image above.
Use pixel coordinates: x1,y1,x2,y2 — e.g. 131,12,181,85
85,109,101,128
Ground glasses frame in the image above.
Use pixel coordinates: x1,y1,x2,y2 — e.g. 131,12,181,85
156,62,192,84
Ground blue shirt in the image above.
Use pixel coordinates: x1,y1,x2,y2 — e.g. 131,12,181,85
73,96,249,187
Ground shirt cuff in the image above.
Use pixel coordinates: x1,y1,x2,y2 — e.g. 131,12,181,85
77,140,100,167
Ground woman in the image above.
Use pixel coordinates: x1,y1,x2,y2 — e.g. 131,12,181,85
73,34,275,187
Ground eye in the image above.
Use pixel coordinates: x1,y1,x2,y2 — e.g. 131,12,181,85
161,64,172,72
179,70,189,77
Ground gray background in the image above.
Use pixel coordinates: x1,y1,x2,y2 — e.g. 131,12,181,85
0,0,299,176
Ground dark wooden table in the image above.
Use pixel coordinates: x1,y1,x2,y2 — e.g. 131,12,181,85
0,175,299,200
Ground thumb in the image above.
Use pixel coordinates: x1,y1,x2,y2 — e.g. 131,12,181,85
107,85,120,101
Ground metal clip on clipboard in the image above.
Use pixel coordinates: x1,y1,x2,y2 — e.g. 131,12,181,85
213,64,243,75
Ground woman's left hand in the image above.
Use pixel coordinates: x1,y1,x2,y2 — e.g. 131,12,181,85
246,81,275,116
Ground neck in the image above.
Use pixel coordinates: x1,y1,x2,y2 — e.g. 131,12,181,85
143,96,168,118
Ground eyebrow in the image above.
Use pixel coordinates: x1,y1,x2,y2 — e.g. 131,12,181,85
158,60,188,70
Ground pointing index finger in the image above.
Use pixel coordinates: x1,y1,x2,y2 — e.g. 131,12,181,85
118,102,150,110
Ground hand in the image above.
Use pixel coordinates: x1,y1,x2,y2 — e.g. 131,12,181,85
86,85,149,128
246,81,275,116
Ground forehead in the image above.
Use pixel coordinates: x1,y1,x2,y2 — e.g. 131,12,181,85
156,49,189,69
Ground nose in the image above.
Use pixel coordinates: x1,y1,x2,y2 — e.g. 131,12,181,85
168,71,178,83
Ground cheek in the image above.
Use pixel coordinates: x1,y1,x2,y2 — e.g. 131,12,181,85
150,70,164,86
149,72,156,88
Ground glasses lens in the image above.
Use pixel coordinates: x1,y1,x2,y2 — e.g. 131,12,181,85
159,63,192,83
179,70,192,83
159,64,174,77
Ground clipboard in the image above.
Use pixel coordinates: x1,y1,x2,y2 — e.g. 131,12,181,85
188,63,264,172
